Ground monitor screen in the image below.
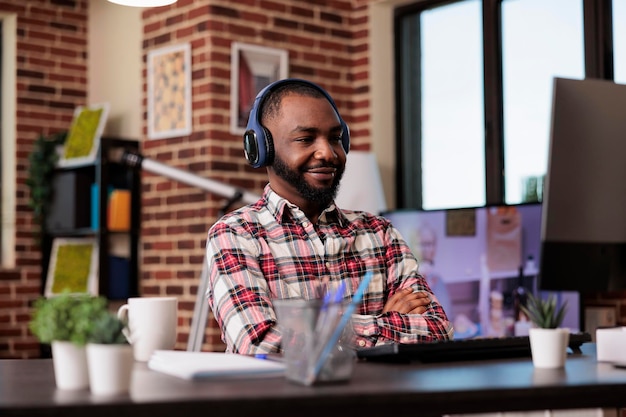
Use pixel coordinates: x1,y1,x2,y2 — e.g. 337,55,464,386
539,77,626,292
383,204,579,339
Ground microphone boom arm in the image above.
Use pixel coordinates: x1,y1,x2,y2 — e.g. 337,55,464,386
118,150,260,209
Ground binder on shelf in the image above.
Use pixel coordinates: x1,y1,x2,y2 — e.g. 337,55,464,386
46,171,92,230
91,183,99,230
107,189,131,231
108,255,130,299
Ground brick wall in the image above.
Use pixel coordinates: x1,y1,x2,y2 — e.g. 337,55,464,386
0,0,88,358
139,0,372,352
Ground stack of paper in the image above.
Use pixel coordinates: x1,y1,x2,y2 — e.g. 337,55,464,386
148,350,285,380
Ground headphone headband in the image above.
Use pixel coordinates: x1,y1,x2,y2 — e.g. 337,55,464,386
242,78,350,168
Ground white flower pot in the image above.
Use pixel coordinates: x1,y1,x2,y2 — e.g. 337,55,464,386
528,327,570,369
51,341,89,390
86,343,134,396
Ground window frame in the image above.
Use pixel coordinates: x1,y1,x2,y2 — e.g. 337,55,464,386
394,0,614,209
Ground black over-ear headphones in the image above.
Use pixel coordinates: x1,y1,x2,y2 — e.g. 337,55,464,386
242,78,350,168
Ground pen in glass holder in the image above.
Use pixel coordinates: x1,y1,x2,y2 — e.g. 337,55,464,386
306,271,374,385
314,282,345,335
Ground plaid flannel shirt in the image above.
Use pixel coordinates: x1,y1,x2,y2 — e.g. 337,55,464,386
206,185,454,354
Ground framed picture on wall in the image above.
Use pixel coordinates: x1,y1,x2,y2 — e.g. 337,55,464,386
58,103,109,168
230,42,289,135
45,238,99,297
147,43,192,140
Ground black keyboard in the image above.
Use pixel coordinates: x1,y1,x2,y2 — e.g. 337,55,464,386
356,332,592,363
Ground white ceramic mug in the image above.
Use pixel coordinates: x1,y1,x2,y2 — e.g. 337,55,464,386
117,297,178,362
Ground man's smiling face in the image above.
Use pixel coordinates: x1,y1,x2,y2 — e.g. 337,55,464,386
265,93,346,210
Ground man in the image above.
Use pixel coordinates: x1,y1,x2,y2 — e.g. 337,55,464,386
206,79,453,354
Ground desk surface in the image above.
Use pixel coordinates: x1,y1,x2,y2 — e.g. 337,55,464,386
2,344,626,417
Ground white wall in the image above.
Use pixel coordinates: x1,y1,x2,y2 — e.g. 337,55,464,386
88,0,143,140
369,0,416,210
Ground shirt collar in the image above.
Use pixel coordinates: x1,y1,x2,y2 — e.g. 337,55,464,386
263,184,348,227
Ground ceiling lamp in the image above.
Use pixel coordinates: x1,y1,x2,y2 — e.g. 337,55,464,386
107,0,177,7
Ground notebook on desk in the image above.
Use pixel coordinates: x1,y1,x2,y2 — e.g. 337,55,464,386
148,350,285,380
356,332,592,363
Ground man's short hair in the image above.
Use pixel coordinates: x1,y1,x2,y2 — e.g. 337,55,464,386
260,82,327,125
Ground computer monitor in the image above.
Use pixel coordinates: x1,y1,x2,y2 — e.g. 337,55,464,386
382,204,579,339
539,78,626,292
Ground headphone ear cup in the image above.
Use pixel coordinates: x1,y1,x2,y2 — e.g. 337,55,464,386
262,127,274,166
340,121,350,154
243,129,260,167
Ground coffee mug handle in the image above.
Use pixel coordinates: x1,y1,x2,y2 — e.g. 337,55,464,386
117,304,132,343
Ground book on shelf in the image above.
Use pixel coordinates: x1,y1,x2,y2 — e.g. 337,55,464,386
107,189,131,231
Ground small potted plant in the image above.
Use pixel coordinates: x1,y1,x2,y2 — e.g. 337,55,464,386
521,293,569,368
29,292,108,389
86,312,134,396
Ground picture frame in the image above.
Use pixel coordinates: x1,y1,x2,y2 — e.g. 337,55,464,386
45,237,99,297
230,42,288,135
147,43,192,140
58,103,109,168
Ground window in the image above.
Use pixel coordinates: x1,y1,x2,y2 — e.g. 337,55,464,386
399,0,485,210
614,0,626,83
0,19,3,262
501,0,584,204
396,0,612,209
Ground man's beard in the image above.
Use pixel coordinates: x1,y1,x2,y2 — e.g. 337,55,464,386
272,155,344,208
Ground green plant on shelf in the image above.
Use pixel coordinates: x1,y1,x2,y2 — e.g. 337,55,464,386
25,131,67,239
